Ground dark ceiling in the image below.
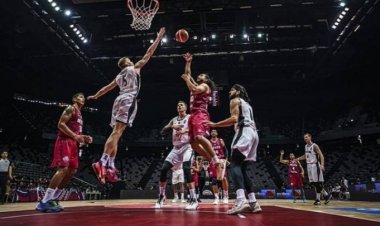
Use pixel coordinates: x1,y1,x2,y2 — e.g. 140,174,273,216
0,0,379,122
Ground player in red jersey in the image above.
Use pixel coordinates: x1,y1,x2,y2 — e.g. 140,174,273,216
280,150,306,203
209,129,229,204
191,155,202,202
36,93,92,212
181,52,221,165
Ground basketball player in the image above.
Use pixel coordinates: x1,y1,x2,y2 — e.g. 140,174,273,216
279,150,306,203
191,155,202,202
0,151,13,204
36,93,93,212
88,27,165,185
171,166,186,203
297,133,332,205
209,129,229,204
155,101,198,210
181,52,221,164
207,84,262,215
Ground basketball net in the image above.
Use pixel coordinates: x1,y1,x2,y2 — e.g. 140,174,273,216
127,0,159,31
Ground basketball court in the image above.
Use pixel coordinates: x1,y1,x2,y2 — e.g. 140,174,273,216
1,200,380,226
1,0,380,226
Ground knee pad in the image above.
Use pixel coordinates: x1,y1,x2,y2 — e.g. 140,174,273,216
183,161,193,183
160,161,172,182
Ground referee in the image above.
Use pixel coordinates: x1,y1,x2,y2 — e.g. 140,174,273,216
0,151,13,204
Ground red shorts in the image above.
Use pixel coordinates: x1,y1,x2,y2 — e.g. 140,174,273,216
289,173,303,188
192,173,199,187
50,136,79,169
189,111,210,141
209,162,227,179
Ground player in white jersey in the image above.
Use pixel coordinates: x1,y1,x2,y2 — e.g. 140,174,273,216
171,166,186,203
207,84,262,215
87,27,165,185
155,101,198,210
297,133,332,205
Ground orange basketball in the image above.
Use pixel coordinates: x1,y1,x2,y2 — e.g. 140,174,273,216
175,29,189,43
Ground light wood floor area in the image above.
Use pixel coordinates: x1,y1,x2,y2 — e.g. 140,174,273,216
1,199,379,222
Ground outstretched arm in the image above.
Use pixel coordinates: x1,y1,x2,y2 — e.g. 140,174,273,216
160,119,174,136
87,80,118,100
297,160,305,177
181,73,208,94
135,27,165,69
183,52,197,85
279,150,289,164
208,98,240,128
297,154,306,161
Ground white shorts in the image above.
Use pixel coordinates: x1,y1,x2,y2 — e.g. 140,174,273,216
110,94,138,128
165,144,193,170
307,162,324,182
172,168,184,184
231,126,258,161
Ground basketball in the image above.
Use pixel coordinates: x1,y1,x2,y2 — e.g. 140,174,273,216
175,29,189,43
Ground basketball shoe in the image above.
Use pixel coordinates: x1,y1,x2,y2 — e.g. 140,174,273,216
92,162,106,185
313,199,321,205
213,197,220,205
223,197,229,204
227,199,250,215
324,193,332,204
106,168,120,184
50,200,64,211
155,194,166,209
172,194,179,203
185,198,199,210
248,201,262,213
35,201,61,212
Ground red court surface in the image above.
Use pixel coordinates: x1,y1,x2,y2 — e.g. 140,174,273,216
1,203,380,226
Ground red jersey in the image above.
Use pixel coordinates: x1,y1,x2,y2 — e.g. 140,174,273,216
190,90,210,113
57,106,83,138
288,160,300,174
210,138,225,159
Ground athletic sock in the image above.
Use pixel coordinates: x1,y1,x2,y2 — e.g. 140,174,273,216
109,156,115,169
248,192,257,203
99,153,110,166
42,188,56,203
52,188,63,200
159,186,165,196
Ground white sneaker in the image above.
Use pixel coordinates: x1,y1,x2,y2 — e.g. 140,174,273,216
227,199,250,215
155,195,165,209
249,202,262,213
185,198,199,210
213,197,220,205
181,199,187,203
223,196,229,204
172,197,178,203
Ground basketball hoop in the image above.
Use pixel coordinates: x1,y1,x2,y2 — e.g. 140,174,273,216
127,0,159,31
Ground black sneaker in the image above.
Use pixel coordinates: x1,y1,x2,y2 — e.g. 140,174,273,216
313,200,321,205
324,193,332,204
197,198,202,203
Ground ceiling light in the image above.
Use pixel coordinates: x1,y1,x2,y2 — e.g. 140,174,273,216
162,37,167,43
193,36,198,40
51,2,57,7
211,34,216,39
64,10,71,16
54,6,60,11
229,34,235,39
340,2,346,7
257,33,263,38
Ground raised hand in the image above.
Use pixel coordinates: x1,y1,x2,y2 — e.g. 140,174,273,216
183,52,192,62
157,27,166,39
87,95,97,100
